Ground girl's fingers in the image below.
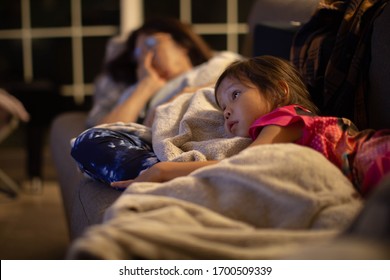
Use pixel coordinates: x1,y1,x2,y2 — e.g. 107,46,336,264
110,180,134,189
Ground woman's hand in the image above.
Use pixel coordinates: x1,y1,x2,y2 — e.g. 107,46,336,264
99,50,165,125
136,48,166,88
137,33,192,85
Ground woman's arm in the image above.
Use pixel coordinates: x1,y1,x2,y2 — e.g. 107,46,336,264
99,51,166,125
111,160,219,189
100,76,165,124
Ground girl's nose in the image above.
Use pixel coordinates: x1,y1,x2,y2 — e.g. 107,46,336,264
224,110,230,120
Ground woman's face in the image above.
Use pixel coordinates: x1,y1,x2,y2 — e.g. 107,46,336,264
135,32,193,80
216,77,272,137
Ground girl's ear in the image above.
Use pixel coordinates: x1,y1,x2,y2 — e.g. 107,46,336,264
279,80,290,100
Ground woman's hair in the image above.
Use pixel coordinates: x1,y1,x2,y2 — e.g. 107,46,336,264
105,18,214,84
215,55,319,114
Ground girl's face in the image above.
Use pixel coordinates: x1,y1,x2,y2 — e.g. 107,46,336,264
216,77,272,137
135,32,193,80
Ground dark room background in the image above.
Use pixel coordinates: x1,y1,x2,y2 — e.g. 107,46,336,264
0,0,255,108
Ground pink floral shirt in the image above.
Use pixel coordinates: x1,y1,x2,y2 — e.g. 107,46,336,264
248,105,374,178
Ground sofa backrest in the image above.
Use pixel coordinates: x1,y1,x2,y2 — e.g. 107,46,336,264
252,24,300,60
247,0,319,58
367,2,390,129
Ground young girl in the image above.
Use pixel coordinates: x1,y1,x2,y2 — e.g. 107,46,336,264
212,55,390,196
74,56,390,197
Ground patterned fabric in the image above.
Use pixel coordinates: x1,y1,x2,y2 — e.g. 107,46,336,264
249,105,390,196
291,0,389,129
71,122,158,185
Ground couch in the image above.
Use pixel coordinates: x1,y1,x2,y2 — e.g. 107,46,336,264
50,0,390,253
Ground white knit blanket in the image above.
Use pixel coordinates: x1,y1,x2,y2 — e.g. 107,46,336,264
67,89,363,259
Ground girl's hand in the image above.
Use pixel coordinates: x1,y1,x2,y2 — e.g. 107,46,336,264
110,179,134,190
110,162,167,189
110,161,220,189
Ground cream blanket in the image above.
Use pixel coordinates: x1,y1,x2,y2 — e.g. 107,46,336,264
67,89,363,259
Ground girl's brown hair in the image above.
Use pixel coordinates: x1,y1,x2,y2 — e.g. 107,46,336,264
106,18,213,84
215,55,319,114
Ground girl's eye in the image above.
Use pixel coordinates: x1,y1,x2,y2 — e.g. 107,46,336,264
232,90,240,100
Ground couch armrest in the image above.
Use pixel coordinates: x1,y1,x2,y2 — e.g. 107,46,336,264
50,111,123,240
49,111,88,229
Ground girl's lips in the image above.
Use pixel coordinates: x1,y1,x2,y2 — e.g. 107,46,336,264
227,121,238,134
